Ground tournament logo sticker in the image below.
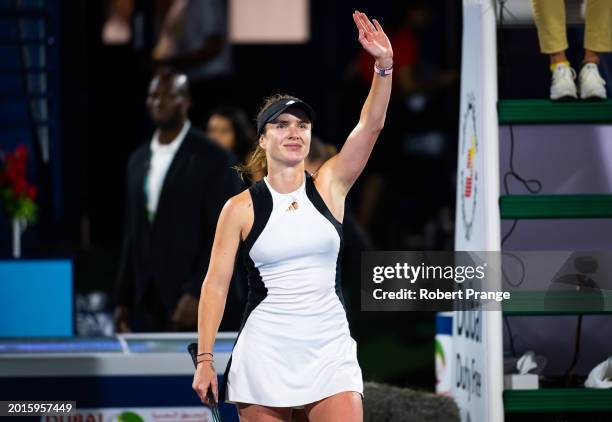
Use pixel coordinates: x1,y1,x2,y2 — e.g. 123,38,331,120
459,93,478,241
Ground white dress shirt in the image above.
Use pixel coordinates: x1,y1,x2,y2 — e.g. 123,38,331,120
146,120,191,220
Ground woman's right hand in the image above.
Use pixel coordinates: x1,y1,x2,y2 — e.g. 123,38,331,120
192,361,218,404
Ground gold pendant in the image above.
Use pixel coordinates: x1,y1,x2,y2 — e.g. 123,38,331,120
286,201,299,211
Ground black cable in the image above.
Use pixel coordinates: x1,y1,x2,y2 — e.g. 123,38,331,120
501,252,526,358
500,125,542,358
500,125,543,356
501,124,542,245
501,252,525,288
498,2,543,246
501,220,517,246
498,1,520,246
503,125,542,195
564,315,583,386
503,310,518,358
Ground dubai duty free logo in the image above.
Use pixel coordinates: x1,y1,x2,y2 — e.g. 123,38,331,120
459,93,478,241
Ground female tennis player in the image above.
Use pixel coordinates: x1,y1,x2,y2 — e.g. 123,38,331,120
193,11,393,421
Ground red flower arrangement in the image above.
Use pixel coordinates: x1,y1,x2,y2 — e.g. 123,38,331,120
0,144,38,222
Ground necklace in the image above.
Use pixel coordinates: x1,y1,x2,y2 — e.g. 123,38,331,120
264,176,302,211
286,196,299,211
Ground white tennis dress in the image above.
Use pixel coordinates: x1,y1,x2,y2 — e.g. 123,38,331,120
221,173,363,407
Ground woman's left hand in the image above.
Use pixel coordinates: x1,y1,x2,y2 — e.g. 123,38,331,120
352,11,393,68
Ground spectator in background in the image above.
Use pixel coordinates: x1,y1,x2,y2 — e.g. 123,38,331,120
152,0,235,123
102,0,134,45
531,0,610,100
205,105,255,165
114,69,241,332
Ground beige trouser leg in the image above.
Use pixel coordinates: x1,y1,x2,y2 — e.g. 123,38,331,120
584,0,612,52
531,0,567,54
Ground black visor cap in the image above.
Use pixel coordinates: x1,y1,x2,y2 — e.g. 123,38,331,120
256,98,315,135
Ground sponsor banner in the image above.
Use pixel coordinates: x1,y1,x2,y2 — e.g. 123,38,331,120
455,1,502,421
436,312,454,395
41,406,213,422
454,306,486,422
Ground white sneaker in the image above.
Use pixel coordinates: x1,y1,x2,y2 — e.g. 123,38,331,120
550,63,577,101
579,63,607,101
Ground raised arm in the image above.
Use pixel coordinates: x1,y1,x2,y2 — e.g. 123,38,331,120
319,11,393,194
192,193,246,403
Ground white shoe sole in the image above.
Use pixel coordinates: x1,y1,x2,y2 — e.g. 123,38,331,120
580,91,607,101
550,93,577,102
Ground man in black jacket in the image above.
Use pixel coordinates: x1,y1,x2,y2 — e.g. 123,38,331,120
114,69,241,332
